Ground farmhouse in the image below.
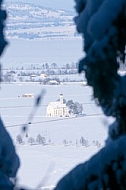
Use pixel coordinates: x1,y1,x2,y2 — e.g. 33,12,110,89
48,80,59,85
46,94,69,117
21,93,34,98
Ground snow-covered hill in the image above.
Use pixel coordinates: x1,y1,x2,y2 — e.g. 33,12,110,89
4,2,79,40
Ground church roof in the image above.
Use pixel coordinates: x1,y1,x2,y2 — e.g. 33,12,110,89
49,101,67,108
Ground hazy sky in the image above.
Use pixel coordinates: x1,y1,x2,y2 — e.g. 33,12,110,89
4,0,76,11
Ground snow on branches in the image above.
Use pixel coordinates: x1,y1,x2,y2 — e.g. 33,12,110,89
74,0,126,135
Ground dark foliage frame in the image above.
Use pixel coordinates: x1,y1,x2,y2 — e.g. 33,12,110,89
0,0,126,189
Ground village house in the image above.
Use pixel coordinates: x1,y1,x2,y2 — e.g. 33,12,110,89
46,94,69,117
21,93,34,98
48,80,59,85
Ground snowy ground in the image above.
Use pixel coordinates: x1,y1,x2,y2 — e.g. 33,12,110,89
1,38,83,67
0,83,112,189
16,145,102,189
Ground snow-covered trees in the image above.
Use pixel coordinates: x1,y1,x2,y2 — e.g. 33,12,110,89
75,0,126,123
74,0,126,140
16,134,23,144
36,134,46,145
54,0,126,189
66,100,83,115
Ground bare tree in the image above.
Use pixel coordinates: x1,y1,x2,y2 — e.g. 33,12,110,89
36,134,46,145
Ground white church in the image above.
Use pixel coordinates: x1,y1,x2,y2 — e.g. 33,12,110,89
46,94,69,117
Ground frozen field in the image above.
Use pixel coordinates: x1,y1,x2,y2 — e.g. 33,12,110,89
1,38,83,67
0,83,111,189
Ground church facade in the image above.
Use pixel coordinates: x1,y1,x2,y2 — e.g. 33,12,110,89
46,94,69,117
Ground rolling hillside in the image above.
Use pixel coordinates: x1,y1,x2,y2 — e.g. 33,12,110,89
4,2,79,40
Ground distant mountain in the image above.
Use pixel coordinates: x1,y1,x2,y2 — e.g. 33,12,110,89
5,2,79,40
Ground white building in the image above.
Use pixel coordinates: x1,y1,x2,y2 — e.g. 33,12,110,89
46,94,69,117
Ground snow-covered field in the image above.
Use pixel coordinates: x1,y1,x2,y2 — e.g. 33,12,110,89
0,83,111,189
1,38,83,67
